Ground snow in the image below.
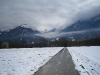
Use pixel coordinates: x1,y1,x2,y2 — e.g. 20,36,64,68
56,38,59,40
51,39,55,41
94,17,100,21
0,47,63,75
68,46,100,75
20,24,26,27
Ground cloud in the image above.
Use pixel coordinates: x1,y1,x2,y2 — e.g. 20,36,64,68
35,28,100,38
0,0,100,31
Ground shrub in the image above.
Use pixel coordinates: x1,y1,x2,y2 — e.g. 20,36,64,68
1,42,9,48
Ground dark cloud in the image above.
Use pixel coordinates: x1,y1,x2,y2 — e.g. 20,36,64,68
0,0,100,31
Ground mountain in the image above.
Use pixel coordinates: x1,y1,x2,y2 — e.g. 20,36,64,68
60,14,100,40
0,14,100,43
7,24,40,37
0,24,44,42
62,14,100,32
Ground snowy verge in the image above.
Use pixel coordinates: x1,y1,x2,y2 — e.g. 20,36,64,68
68,46,100,75
0,47,63,75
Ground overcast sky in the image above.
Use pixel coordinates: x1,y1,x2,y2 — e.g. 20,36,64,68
0,0,100,31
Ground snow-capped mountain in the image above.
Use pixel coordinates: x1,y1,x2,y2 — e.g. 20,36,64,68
0,24,44,42
7,24,40,37
53,14,100,40
0,14,100,42
62,14,100,32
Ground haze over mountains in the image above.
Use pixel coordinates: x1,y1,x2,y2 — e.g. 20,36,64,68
36,14,100,40
0,14,100,42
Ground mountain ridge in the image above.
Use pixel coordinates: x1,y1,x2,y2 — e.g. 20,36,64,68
0,14,100,42
61,14,100,32
0,25,43,42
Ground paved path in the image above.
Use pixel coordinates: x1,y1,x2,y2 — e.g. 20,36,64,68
33,48,79,75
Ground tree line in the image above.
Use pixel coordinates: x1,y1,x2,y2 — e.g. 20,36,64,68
0,37,100,48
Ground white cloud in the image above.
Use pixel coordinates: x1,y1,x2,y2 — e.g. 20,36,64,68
35,28,100,38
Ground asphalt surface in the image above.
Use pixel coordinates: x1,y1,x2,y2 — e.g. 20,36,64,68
33,48,79,75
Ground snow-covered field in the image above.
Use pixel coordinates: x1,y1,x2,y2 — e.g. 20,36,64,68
68,46,100,75
0,47,63,75
0,46,100,75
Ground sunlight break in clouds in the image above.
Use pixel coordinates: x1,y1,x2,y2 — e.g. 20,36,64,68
0,0,100,31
